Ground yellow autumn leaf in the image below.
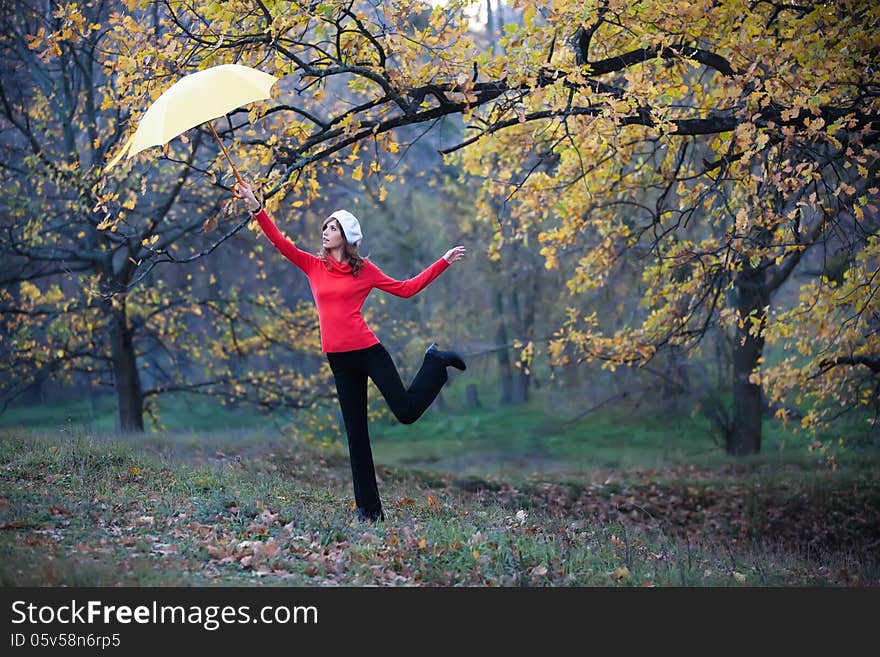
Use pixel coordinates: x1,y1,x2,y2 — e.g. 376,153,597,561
611,566,630,581
19,281,40,302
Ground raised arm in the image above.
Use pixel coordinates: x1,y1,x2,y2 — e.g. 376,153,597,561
234,181,317,274
368,246,466,298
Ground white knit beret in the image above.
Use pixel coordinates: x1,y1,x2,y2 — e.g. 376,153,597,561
327,210,363,247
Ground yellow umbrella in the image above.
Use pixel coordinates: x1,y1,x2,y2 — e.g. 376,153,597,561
104,63,279,184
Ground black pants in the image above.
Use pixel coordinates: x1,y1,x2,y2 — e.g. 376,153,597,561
327,342,448,521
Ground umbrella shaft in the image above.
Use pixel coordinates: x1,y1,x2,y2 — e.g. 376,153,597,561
208,121,244,186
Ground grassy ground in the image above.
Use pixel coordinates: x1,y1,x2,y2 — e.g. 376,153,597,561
1,398,878,586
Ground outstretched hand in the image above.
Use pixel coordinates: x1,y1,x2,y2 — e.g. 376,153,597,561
233,181,262,213
443,246,466,264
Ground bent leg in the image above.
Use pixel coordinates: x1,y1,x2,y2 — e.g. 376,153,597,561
327,353,383,520
366,343,448,425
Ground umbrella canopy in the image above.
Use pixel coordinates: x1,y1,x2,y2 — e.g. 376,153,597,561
104,63,279,178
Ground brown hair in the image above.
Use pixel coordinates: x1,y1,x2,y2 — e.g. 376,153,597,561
319,218,365,277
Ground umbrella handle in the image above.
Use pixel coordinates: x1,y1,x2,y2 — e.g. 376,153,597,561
207,120,245,188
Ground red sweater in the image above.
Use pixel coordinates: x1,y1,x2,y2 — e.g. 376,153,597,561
253,207,450,353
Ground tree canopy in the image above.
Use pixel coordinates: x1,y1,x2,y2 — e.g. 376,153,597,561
1,0,877,452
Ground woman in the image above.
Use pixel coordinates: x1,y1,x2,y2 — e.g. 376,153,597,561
234,181,467,522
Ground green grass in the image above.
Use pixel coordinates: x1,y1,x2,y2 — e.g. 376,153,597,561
368,397,876,481
0,393,275,434
4,388,876,482
3,389,877,586
1,421,878,587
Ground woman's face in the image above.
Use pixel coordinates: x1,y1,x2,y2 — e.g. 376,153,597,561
322,219,345,250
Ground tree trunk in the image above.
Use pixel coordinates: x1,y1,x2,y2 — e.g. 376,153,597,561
563,343,580,388
486,0,493,39
465,383,481,410
513,368,530,404
108,297,144,433
662,345,690,410
729,265,769,456
494,291,513,404
509,289,529,404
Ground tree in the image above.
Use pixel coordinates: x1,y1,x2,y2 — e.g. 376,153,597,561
117,0,880,451
0,1,332,431
7,0,876,453
455,0,879,453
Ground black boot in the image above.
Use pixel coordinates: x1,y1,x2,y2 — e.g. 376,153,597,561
426,343,467,371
